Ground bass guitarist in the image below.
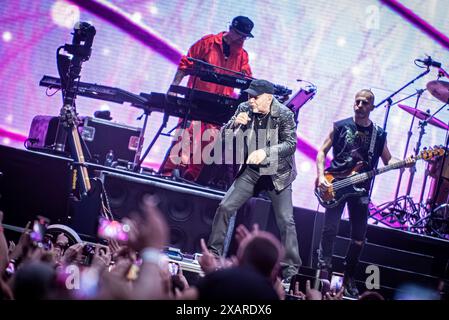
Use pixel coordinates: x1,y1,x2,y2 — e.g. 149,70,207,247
315,89,415,298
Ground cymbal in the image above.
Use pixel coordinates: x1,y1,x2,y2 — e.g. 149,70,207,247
398,104,449,130
427,80,449,103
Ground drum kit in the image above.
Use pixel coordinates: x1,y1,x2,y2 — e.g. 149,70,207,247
370,79,449,239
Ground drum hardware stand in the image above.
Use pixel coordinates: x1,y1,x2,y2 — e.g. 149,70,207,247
368,84,428,228
406,103,449,237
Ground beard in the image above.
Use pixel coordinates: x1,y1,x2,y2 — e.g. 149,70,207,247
230,38,244,49
355,110,366,118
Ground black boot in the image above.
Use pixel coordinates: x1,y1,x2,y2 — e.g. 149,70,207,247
317,248,332,275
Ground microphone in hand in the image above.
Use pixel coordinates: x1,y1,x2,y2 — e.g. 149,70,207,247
233,111,252,135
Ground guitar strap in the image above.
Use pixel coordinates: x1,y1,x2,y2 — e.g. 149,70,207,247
368,123,378,168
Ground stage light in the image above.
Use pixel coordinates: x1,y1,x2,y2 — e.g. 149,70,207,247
351,65,361,76
5,114,13,124
2,31,12,42
147,4,159,15
100,103,110,111
51,1,80,29
337,36,347,47
102,47,111,56
131,12,143,23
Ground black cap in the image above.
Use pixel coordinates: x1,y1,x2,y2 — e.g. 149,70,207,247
231,16,254,38
244,79,275,97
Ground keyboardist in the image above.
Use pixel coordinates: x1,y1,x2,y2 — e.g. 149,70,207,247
160,16,254,184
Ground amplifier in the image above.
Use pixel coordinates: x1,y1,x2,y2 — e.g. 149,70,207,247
27,115,142,165
80,116,142,165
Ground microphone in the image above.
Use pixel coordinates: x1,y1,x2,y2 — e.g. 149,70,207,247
233,111,252,136
417,56,442,68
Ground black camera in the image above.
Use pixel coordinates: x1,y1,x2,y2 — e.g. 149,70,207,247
81,243,95,266
64,22,96,61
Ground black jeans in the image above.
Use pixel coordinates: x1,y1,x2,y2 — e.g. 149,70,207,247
208,166,302,279
317,195,369,277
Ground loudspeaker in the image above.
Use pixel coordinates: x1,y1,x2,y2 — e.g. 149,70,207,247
26,115,61,150
0,145,73,228
80,117,141,165
101,171,278,254
26,115,141,165
101,171,224,253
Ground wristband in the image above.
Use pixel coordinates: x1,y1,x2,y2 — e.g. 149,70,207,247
141,248,162,266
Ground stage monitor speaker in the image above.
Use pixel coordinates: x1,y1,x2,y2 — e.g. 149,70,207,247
101,171,219,253
0,145,73,229
100,171,273,254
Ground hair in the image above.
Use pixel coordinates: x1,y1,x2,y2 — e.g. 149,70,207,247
12,262,57,300
357,89,375,105
237,231,284,279
358,291,385,300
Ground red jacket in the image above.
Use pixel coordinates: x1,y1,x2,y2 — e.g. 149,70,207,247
178,32,252,96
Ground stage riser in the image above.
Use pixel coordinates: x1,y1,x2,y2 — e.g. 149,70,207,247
339,221,449,262
311,214,449,279
331,257,441,294
333,236,434,275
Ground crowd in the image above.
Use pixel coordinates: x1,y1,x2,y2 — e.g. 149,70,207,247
0,199,444,300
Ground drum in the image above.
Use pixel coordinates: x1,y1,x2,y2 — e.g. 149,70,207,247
426,176,449,207
428,151,449,180
423,150,449,237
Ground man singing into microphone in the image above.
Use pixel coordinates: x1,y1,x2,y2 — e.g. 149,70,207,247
207,79,301,284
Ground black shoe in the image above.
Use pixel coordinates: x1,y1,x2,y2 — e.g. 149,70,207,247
343,276,359,298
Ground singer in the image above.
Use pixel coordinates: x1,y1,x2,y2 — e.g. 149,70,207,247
207,79,302,286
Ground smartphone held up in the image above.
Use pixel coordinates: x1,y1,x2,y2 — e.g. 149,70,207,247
97,217,130,242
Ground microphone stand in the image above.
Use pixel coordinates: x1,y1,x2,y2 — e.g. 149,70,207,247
368,68,430,228
374,68,430,110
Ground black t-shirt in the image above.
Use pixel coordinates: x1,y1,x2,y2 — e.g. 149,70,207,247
222,38,230,59
248,112,270,171
330,117,386,187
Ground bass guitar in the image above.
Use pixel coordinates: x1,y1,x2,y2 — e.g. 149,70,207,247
314,146,445,208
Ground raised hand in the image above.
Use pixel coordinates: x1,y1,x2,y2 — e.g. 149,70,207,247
324,285,345,300
9,221,32,261
234,112,250,127
91,244,111,269
126,195,169,251
289,281,306,300
197,238,219,274
305,280,322,300
61,243,84,265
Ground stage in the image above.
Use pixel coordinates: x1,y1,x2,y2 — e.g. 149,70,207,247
1,144,448,299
